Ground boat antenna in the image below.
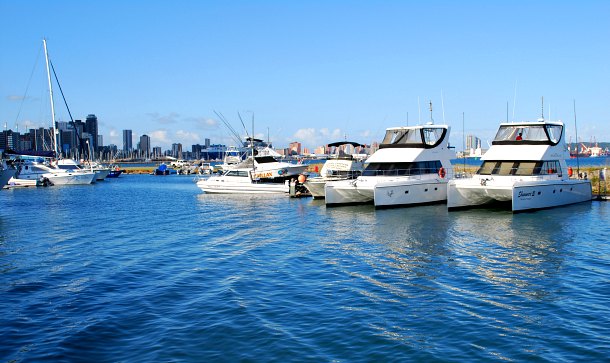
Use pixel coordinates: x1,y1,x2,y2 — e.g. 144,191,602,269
462,111,466,173
406,111,409,126
573,99,580,175
512,80,517,121
541,96,544,120
43,38,59,157
429,100,434,124
441,90,446,124
418,96,421,124
251,113,255,171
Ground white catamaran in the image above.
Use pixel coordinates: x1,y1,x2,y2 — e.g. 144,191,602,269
447,118,592,212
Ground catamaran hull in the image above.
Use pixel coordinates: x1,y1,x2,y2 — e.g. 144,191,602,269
325,180,374,205
373,180,447,207
303,179,326,199
448,179,592,212
196,180,288,194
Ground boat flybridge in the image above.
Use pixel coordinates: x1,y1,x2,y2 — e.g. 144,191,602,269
325,124,455,207
303,141,367,199
447,119,592,212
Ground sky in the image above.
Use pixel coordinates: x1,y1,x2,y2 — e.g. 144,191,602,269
1,0,609,151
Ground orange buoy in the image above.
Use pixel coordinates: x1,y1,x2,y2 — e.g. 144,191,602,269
568,166,573,177
438,167,446,178
298,174,307,183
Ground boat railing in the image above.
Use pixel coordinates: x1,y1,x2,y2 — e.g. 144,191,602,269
362,167,450,178
325,170,362,179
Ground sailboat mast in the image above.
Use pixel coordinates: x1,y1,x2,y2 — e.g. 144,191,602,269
43,38,59,156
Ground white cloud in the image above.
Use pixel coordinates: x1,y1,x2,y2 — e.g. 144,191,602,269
291,128,346,149
175,129,200,144
147,112,180,124
187,117,219,129
149,129,171,146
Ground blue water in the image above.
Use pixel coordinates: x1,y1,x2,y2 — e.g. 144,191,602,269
1,175,609,362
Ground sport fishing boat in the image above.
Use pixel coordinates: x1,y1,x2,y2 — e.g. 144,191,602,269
303,141,366,199
447,119,592,212
196,167,289,194
325,124,454,207
230,155,307,182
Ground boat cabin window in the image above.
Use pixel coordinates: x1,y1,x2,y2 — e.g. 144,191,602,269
362,161,442,176
254,156,277,164
492,124,563,145
226,170,250,177
477,160,562,176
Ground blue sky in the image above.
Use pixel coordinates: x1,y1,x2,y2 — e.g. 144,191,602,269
2,1,609,151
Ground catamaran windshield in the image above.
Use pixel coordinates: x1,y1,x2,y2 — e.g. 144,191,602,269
380,127,446,148
381,129,421,145
493,124,562,145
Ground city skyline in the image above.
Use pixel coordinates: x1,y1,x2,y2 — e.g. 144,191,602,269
2,2,609,151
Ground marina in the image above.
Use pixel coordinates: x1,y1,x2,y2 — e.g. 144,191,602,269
2,2,610,361
1,174,609,361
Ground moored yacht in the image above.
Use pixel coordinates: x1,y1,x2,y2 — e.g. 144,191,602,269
196,168,289,194
303,141,366,199
447,119,592,212
56,159,98,181
10,159,95,186
325,124,454,207
230,155,307,182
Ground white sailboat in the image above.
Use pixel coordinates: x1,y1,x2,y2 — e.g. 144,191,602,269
41,38,95,185
10,159,95,186
447,118,592,212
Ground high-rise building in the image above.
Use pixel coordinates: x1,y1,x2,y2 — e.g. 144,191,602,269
152,146,162,158
123,130,133,153
0,130,19,150
204,138,210,148
85,114,99,150
171,143,183,159
139,134,151,158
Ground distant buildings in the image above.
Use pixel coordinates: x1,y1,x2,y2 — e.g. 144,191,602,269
465,134,483,157
288,141,301,156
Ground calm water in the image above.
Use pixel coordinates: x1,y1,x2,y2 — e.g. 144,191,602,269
1,175,609,362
